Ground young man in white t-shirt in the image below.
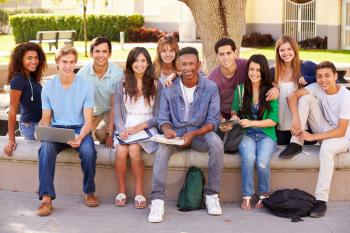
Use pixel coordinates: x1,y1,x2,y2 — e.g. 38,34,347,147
287,61,350,217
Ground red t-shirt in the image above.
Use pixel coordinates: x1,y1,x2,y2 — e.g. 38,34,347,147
208,59,248,119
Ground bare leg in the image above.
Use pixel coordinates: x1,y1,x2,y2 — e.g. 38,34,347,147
128,144,144,196
115,144,129,194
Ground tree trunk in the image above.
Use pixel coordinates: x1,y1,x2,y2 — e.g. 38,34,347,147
83,1,88,57
181,0,247,74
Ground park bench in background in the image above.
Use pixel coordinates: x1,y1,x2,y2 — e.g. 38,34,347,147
29,30,76,51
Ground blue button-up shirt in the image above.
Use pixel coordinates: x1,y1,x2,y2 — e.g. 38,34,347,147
157,75,220,137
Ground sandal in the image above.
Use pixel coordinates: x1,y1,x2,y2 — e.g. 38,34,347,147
134,195,147,209
255,195,268,209
114,193,127,207
240,196,252,211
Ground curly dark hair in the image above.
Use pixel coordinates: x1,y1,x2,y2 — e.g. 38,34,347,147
124,47,156,106
241,54,273,120
7,42,47,84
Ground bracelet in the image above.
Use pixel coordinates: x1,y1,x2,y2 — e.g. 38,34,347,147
106,132,113,136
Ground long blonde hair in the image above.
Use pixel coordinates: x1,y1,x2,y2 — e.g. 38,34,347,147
274,36,301,87
153,35,180,78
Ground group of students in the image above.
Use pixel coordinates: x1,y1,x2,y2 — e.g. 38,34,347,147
3,35,350,222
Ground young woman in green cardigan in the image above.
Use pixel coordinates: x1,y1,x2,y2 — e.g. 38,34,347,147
231,54,279,211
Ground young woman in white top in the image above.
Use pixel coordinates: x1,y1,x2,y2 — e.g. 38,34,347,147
270,36,317,158
113,47,163,208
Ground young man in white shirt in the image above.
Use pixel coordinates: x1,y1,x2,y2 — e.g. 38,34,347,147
287,61,350,217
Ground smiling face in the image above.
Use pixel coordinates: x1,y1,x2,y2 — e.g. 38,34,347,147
56,53,77,76
179,53,200,82
22,50,39,74
91,42,111,67
316,68,337,92
160,43,176,64
217,45,236,69
248,61,262,85
278,42,295,63
132,52,148,76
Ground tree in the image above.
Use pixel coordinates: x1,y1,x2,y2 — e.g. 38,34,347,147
180,0,247,73
82,0,88,57
53,0,89,57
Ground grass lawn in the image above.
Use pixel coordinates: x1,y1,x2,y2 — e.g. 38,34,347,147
240,47,350,63
0,35,157,63
1,34,350,64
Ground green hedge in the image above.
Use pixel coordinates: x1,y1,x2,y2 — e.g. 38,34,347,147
9,14,144,43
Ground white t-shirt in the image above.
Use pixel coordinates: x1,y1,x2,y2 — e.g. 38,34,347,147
306,83,350,140
180,79,196,122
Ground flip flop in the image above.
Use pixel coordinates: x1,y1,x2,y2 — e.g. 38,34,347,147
240,196,252,211
134,195,147,209
114,193,127,207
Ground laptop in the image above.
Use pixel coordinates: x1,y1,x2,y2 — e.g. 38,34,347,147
35,126,75,143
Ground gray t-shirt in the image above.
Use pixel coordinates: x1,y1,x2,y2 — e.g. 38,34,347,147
306,83,350,140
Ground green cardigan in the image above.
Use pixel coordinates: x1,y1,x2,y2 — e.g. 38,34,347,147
231,84,279,141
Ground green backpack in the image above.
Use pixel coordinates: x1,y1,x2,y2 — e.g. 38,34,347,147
177,166,205,211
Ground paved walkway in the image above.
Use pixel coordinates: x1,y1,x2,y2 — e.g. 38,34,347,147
0,190,349,233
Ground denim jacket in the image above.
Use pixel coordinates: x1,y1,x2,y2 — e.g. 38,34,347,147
157,75,220,137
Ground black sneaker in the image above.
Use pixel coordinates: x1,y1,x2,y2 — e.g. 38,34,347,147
279,143,302,159
310,200,327,218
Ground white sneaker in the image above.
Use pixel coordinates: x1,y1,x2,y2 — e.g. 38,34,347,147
205,194,222,215
148,199,164,223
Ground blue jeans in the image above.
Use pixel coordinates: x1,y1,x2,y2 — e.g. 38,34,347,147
38,126,97,200
149,132,224,200
19,121,37,140
238,132,276,196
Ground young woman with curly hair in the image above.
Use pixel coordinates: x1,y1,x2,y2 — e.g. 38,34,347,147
4,42,47,156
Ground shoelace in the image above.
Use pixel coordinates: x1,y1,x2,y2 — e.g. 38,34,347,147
208,196,220,208
150,202,162,215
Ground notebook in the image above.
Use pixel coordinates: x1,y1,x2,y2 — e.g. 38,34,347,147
35,126,75,143
115,128,153,144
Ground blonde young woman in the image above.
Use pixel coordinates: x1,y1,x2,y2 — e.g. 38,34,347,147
270,36,317,159
153,35,180,86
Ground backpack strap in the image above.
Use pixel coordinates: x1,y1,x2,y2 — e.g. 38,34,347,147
237,84,244,111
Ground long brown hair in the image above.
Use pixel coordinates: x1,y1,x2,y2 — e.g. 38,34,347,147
274,36,301,87
241,54,273,120
153,35,180,78
124,47,156,106
7,42,47,83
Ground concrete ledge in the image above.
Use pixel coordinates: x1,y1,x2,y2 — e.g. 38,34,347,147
1,137,350,170
1,136,350,201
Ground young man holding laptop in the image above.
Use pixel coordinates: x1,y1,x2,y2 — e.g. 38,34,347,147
37,45,98,216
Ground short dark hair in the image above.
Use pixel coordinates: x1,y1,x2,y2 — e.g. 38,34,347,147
214,38,236,53
316,61,337,74
178,47,199,60
90,37,112,53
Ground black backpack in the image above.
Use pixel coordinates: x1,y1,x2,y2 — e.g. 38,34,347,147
177,166,205,211
262,189,316,222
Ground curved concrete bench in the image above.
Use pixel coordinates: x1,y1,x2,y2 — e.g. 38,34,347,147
1,136,350,201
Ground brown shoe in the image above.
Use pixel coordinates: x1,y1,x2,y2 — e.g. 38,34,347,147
85,194,99,207
37,202,53,216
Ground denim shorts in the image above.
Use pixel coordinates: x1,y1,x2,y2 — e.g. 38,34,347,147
19,121,38,140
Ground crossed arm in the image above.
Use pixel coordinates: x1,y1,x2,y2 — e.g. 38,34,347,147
287,88,349,141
